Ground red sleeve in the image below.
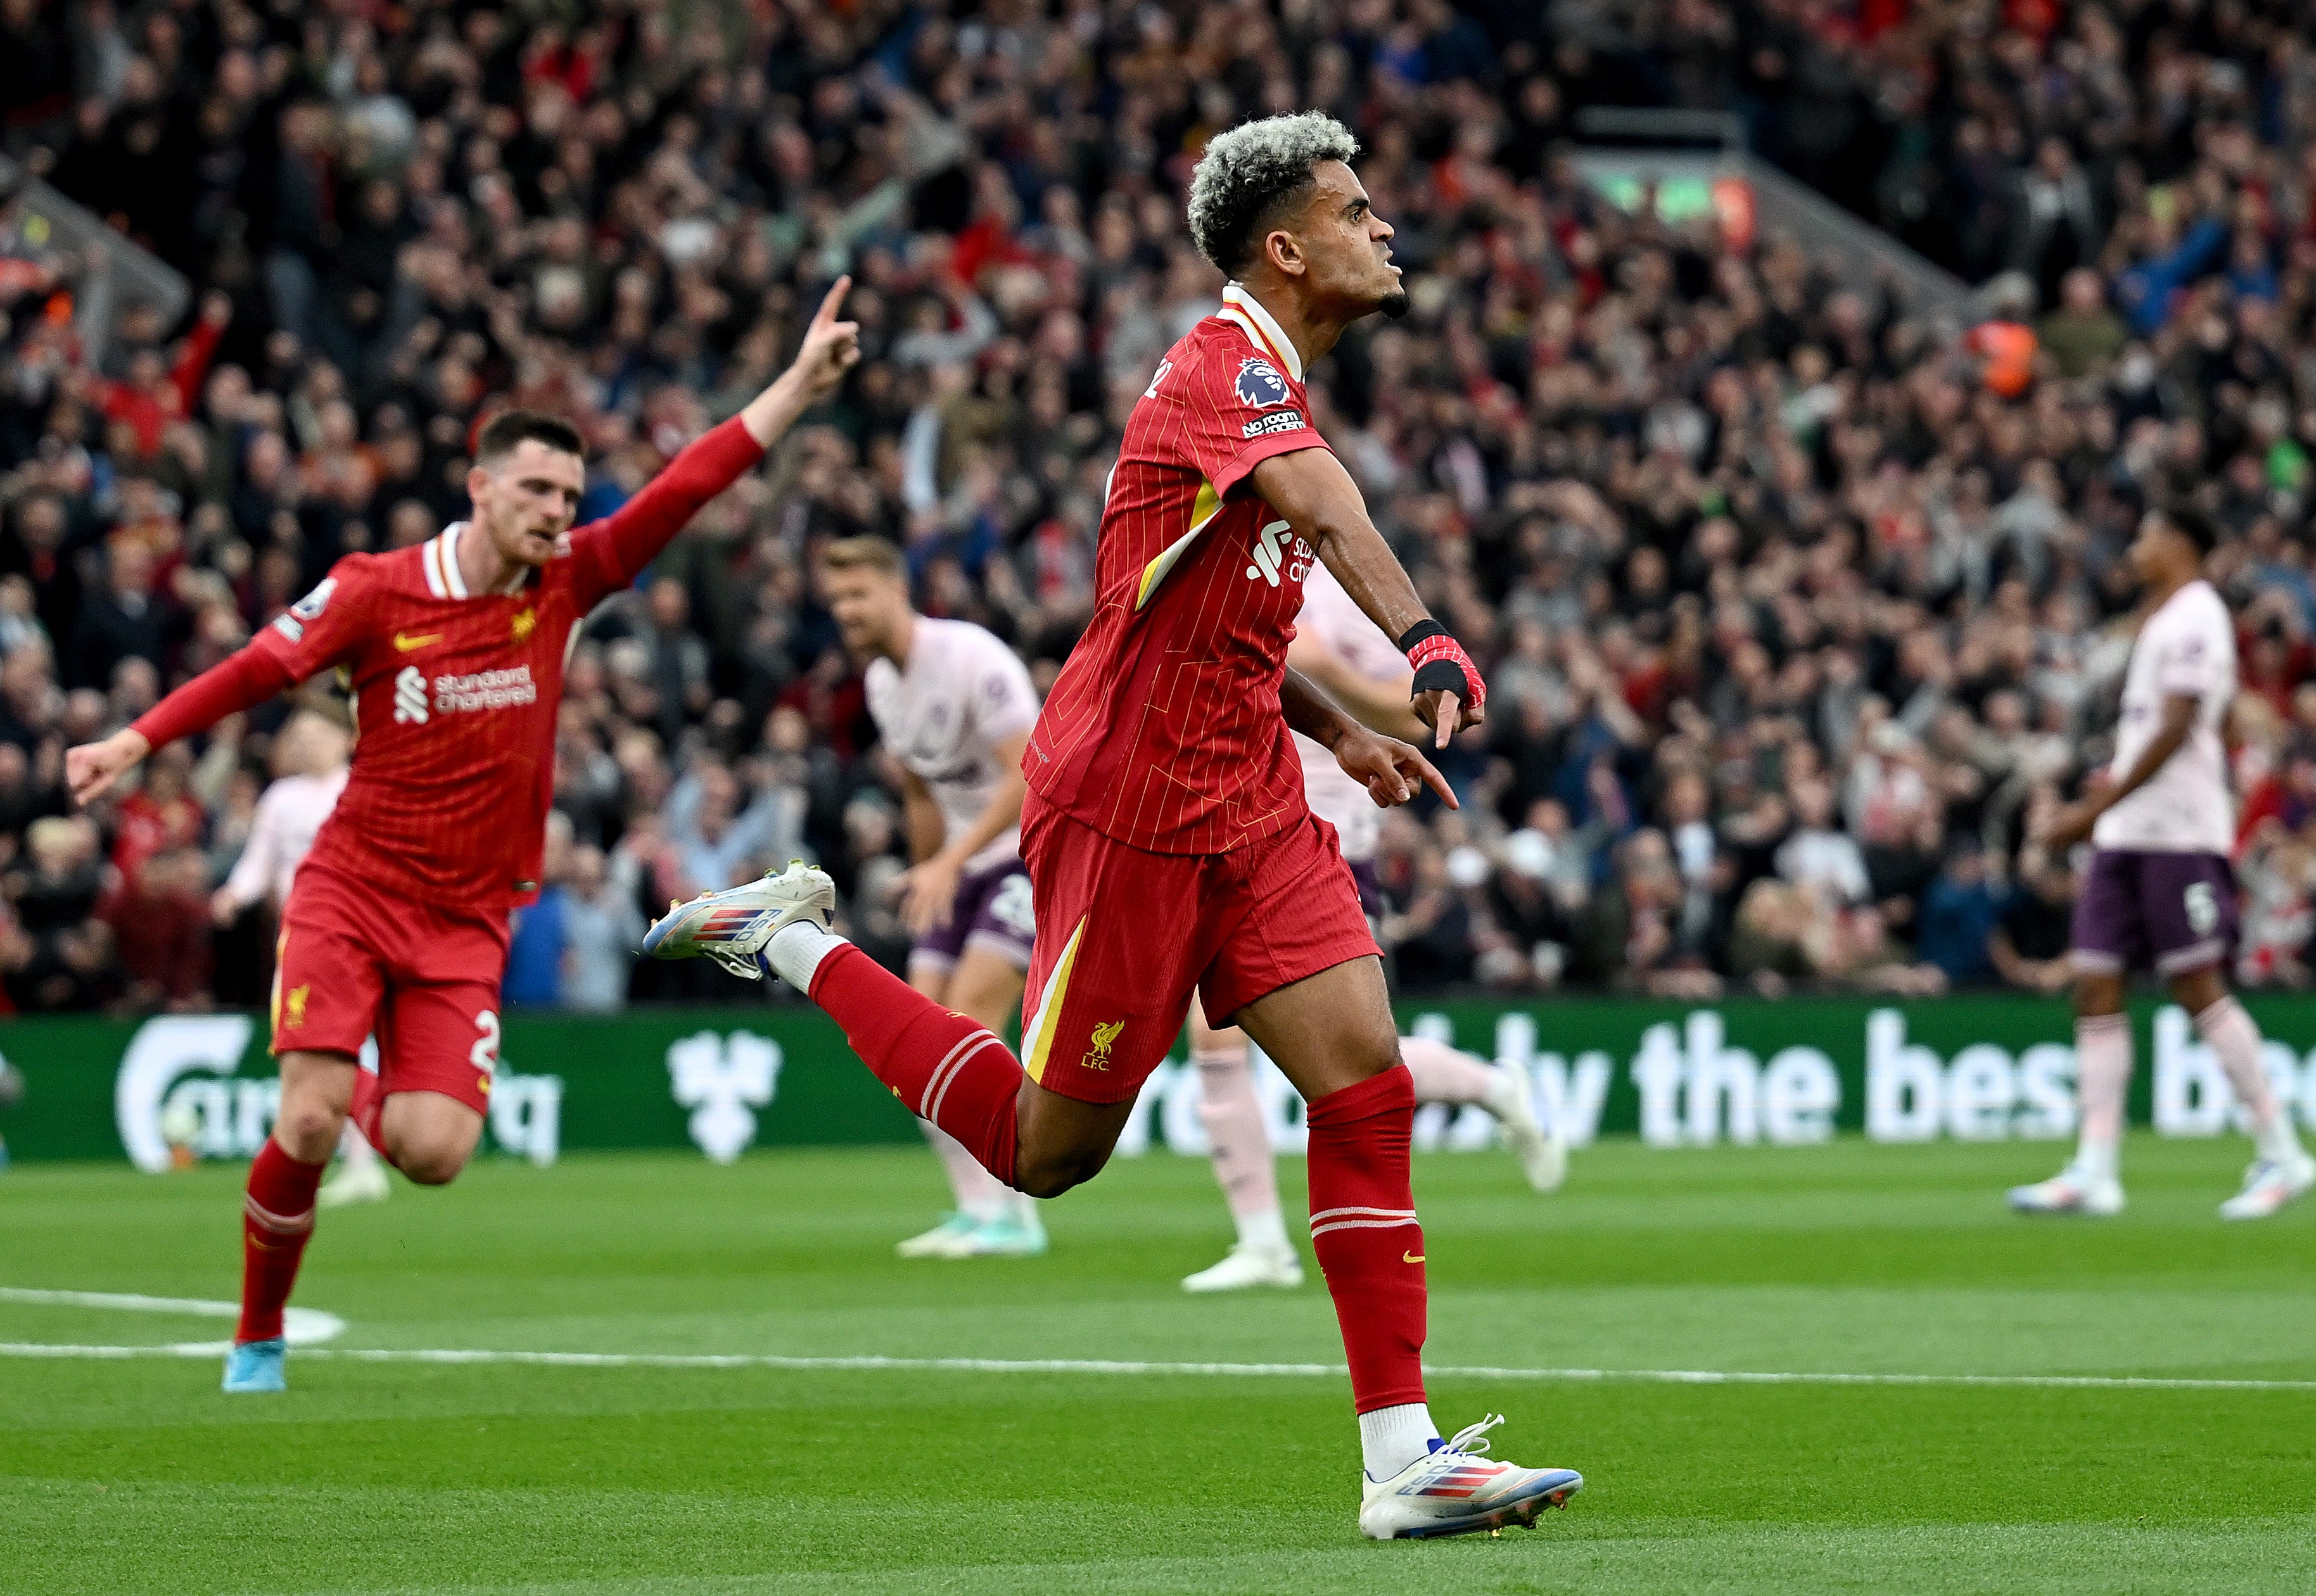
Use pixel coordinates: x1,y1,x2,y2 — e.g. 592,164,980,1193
129,645,295,750
169,316,224,412
569,416,765,608
130,555,372,749
1166,345,1330,500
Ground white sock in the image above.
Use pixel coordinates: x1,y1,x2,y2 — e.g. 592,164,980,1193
2072,1013,2129,1182
761,920,846,990
924,1120,1010,1222
2256,1114,2308,1167
1233,1204,1292,1257
1399,1036,1501,1106
1359,1402,1441,1480
2192,996,2306,1166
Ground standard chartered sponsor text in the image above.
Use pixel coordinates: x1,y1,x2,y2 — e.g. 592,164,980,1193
434,665,537,713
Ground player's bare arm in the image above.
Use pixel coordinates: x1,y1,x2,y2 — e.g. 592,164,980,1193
2047,692,2197,849
1250,447,1479,750
459,279,863,598
1285,629,1423,740
73,287,863,811
897,766,945,866
893,730,1030,936
1281,668,1454,810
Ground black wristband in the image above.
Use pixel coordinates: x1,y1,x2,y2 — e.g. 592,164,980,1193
1396,619,1448,652
1411,658,1471,699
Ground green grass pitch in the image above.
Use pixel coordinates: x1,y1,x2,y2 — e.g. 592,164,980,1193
4,1134,2313,1594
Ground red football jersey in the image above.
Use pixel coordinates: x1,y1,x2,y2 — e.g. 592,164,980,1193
132,418,765,911
1026,284,1337,853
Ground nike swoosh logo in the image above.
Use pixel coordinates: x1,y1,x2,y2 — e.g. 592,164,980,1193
1403,1251,1425,1264
393,632,443,652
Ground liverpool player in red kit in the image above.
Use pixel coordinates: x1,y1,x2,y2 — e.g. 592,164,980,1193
647,115,1583,1538
67,282,862,1393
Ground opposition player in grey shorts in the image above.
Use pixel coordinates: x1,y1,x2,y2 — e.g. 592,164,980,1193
2011,505,2315,1220
822,536,1048,1257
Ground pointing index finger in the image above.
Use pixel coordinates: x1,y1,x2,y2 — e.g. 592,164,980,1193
814,276,853,326
1435,691,1460,749
1406,743,1458,809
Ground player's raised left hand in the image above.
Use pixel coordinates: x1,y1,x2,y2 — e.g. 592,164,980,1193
1334,725,1457,811
789,276,862,400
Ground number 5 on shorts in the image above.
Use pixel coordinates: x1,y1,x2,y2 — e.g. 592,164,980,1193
2184,882,2218,937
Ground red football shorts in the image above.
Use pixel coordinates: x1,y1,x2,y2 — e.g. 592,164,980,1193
270,860,511,1113
1017,792,1380,1105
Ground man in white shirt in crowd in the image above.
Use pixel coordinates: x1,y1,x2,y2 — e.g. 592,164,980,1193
2013,505,2315,1219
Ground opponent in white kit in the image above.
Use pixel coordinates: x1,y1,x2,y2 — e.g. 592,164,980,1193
2011,505,2315,1220
1181,562,1564,1293
820,536,1048,1257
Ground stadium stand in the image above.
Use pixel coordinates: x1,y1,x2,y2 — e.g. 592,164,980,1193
2,0,2315,1010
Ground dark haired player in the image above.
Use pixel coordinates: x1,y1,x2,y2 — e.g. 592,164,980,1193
2011,505,2314,1219
67,283,862,1392
647,115,1583,1539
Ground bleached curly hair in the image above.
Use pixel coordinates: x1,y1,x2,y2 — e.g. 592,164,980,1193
1187,112,1360,277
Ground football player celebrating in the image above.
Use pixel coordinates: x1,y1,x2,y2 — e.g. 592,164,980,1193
646,115,1582,1539
68,282,862,1393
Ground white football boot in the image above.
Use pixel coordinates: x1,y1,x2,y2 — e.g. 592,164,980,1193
1181,1241,1304,1293
1487,1067,1567,1193
896,1213,980,1258
2006,1165,2125,1217
317,1158,390,1208
1358,1414,1583,1540
2218,1153,2316,1220
642,861,836,982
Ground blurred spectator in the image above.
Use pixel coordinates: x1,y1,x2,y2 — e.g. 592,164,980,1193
5,816,114,1011
1570,830,1721,999
561,844,644,1012
1777,779,1872,909
1992,825,2081,998
66,541,168,692
1915,842,2007,990
98,845,212,1010
503,813,575,1007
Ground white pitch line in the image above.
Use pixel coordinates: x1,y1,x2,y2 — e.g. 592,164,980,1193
0,1286,346,1349
1,1339,2313,1393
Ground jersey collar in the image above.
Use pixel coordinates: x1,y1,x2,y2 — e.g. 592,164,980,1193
423,523,471,600
1218,282,1302,383
425,521,534,599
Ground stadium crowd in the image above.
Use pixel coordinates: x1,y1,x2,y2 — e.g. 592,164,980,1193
3,0,2316,1013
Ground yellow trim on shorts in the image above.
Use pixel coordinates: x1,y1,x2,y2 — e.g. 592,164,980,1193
268,930,288,1041
1022,916,1087,1084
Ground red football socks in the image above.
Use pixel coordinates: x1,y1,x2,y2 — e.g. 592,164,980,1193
1305,1065,1428,1414
348,1068,384,1151
810,944,1024,1188
237,1137,326,1345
